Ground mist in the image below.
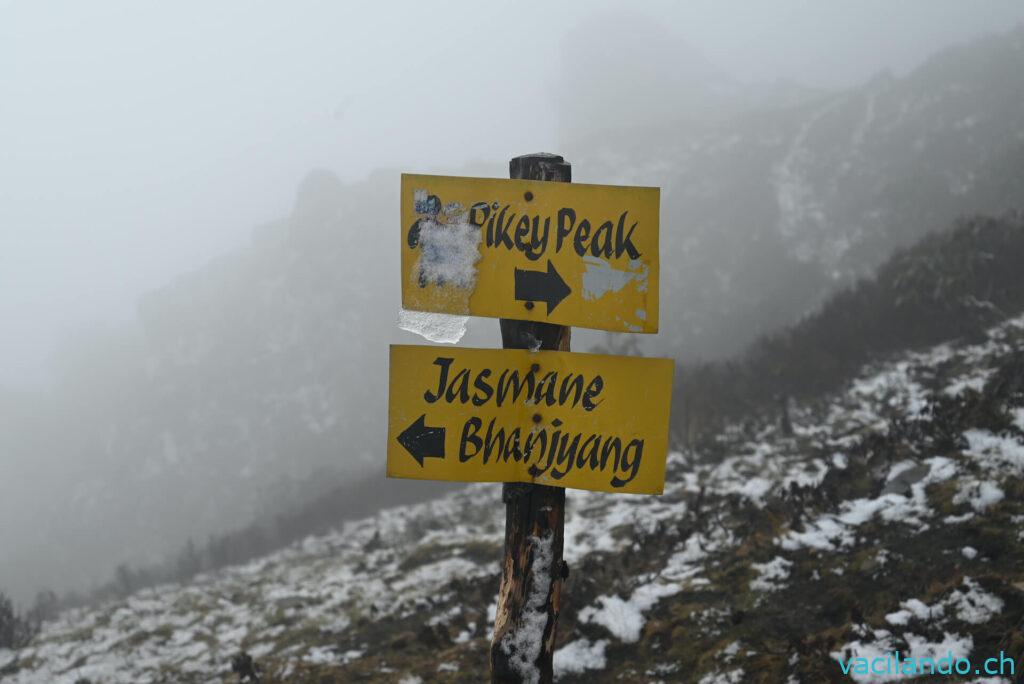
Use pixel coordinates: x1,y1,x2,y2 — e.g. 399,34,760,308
3,0,1024,611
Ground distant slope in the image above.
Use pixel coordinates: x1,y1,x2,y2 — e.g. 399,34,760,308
0,168,411,604
570,26,1024,364
670,210,1024,442
5,310,1023,682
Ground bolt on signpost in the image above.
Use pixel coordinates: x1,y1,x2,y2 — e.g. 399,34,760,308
390,153,669,683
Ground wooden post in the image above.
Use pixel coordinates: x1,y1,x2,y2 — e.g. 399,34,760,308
490,153,571,683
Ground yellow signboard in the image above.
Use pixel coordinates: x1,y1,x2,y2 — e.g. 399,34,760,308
387,345,674,495
400,174,660,333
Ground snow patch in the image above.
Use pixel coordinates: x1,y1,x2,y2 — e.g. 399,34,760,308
698,669,746,684
948,577,1004,625
780,457,955,551
499,534,554,684
963,430,1024,474
553,638,607,679
882,577,1001,634
750,557,793,593
833,630,973,683
953,479,1005,512
943,369,992,397
885,598,943,626
578,582,680,642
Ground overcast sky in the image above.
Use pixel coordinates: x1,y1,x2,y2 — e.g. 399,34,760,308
2,0,1023,388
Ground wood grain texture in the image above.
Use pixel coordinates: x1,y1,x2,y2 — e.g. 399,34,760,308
490,153,571,683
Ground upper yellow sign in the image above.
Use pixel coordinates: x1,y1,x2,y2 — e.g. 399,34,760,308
387,344,674,495
400,174,660,333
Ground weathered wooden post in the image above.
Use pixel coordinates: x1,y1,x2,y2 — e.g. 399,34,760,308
490,153,571,683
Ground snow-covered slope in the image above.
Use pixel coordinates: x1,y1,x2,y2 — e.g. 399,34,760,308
5,312,1023,683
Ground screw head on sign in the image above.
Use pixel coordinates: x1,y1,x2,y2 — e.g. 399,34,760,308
524,191,534,202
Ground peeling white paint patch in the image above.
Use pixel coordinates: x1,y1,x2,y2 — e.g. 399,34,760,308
416,219,481,289
412,190,481,291
581,256,648,301
397,309,468,344
407,189,483,316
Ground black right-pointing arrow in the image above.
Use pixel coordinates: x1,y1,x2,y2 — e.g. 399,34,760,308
397,414,446,467
514,260,572,314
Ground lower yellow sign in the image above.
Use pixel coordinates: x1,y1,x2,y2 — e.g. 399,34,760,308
387,345,674,495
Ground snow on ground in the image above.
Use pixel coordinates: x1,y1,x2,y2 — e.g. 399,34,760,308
577,582,681,643
5,314,1024,682
834,578,1006,682
553,638,607,679
749,557,793,594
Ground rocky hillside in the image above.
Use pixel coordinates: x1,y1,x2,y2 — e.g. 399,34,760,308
5,307,1023,682
669,210,1024,444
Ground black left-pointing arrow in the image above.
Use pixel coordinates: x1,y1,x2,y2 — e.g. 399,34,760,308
514,260,572,314
397,414,446,467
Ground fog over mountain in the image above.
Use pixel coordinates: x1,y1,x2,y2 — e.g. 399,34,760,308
3,1,1024,612
570,23,1024,362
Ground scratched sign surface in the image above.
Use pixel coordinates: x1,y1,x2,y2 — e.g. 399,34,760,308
387,345,674,494
400,174,660,333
